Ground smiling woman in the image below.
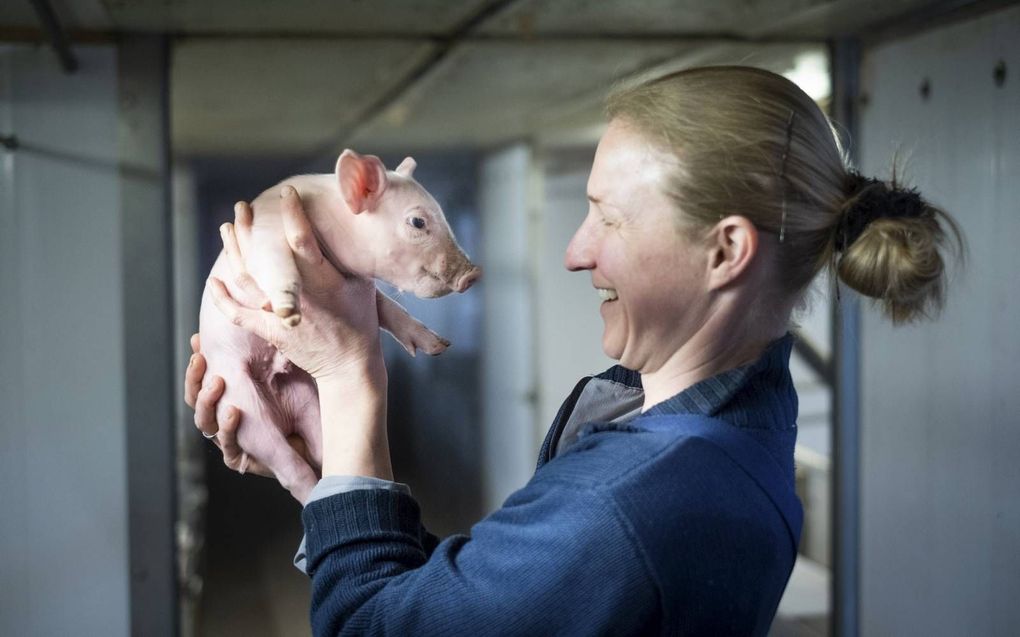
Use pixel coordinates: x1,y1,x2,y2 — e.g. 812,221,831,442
564,119,756,407
186,65,963,636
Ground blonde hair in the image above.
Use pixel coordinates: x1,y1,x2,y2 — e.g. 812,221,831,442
606,65,964,324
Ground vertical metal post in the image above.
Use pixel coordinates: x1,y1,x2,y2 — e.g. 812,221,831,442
829,38,862,637
119,35,177,637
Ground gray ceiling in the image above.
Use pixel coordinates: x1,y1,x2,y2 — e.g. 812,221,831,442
1,0,953,158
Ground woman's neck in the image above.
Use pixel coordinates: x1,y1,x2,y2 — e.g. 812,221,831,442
638,313,787,412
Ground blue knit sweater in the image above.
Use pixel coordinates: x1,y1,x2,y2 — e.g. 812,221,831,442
302,334,800,635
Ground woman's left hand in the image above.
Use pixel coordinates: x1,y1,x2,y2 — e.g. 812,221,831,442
186,333,314,481
209,186,385,383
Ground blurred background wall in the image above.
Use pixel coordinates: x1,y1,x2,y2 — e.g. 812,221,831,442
856,6,1020,635
2,1,1018,636
0,43,131,636
0,37,175,635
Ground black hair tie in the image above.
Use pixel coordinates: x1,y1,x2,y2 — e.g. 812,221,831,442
835,171,927,252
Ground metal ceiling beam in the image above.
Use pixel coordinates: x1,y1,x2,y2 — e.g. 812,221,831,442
856,0,1019,45
0,27,114,43
0,27,821,46
167,30,820,45
26,0,78,72
472,31,820,43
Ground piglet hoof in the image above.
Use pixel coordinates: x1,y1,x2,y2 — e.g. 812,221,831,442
390,323,449,357
274,303,302,328
417,332,450,357
272,288,301,324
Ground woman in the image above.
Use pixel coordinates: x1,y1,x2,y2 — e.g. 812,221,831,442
188,66,962,635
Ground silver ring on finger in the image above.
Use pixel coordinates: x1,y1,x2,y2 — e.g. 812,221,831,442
202,430,218,440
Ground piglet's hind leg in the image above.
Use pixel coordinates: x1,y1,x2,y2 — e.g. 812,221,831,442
243,415,319,504
282,375,323,472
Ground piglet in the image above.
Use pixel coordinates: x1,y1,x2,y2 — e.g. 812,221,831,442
198,150,480,502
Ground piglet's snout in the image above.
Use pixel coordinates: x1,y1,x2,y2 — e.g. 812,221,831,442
454,266,481,293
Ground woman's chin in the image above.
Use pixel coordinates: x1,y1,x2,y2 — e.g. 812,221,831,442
601,333,624,362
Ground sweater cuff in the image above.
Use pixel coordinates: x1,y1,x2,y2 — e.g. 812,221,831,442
302,489,424,575
293,475,411,574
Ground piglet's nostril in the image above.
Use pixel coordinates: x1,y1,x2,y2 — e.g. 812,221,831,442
455,268,481,292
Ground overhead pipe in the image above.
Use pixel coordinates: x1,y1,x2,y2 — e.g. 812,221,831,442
27,0,78,73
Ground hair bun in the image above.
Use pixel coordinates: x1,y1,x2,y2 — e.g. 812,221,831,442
835,171,928,251
834,172,964,324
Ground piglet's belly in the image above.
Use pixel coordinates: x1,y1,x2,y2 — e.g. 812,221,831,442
197,253,323,478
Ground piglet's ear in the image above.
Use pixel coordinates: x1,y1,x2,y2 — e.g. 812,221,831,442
395,156,417,178
336,149,388,214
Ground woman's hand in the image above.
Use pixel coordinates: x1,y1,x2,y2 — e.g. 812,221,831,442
185,333,314,479
209,186,385,383
208,188,392,480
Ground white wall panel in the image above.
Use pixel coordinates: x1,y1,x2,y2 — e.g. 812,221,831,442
0,45,129,636
479,144,537,511
858,6,1020,636
534,149,616,432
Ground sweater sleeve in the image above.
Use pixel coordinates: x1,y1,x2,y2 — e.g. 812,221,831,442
294,475,419,574
301,476,659,636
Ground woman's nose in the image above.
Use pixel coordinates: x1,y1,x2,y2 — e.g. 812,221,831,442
564,223,595,272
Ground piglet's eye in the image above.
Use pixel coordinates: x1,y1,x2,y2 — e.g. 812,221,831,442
410,217,426,230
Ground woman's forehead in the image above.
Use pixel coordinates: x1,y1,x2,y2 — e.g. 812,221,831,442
589,122,674,203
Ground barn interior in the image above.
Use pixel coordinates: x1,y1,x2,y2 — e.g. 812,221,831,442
2,1,1018,636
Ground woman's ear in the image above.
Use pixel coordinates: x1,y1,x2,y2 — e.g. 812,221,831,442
705,215,759,291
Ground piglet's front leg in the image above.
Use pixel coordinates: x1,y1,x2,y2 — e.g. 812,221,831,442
376,289,450,356
247,198,303,327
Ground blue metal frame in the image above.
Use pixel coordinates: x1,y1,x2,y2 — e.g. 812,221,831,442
120,35,177,637
829,37,861,637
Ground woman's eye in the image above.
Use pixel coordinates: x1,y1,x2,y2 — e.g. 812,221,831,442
410,217,426,230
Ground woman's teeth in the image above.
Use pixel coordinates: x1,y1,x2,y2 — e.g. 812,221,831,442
597,287,618,302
